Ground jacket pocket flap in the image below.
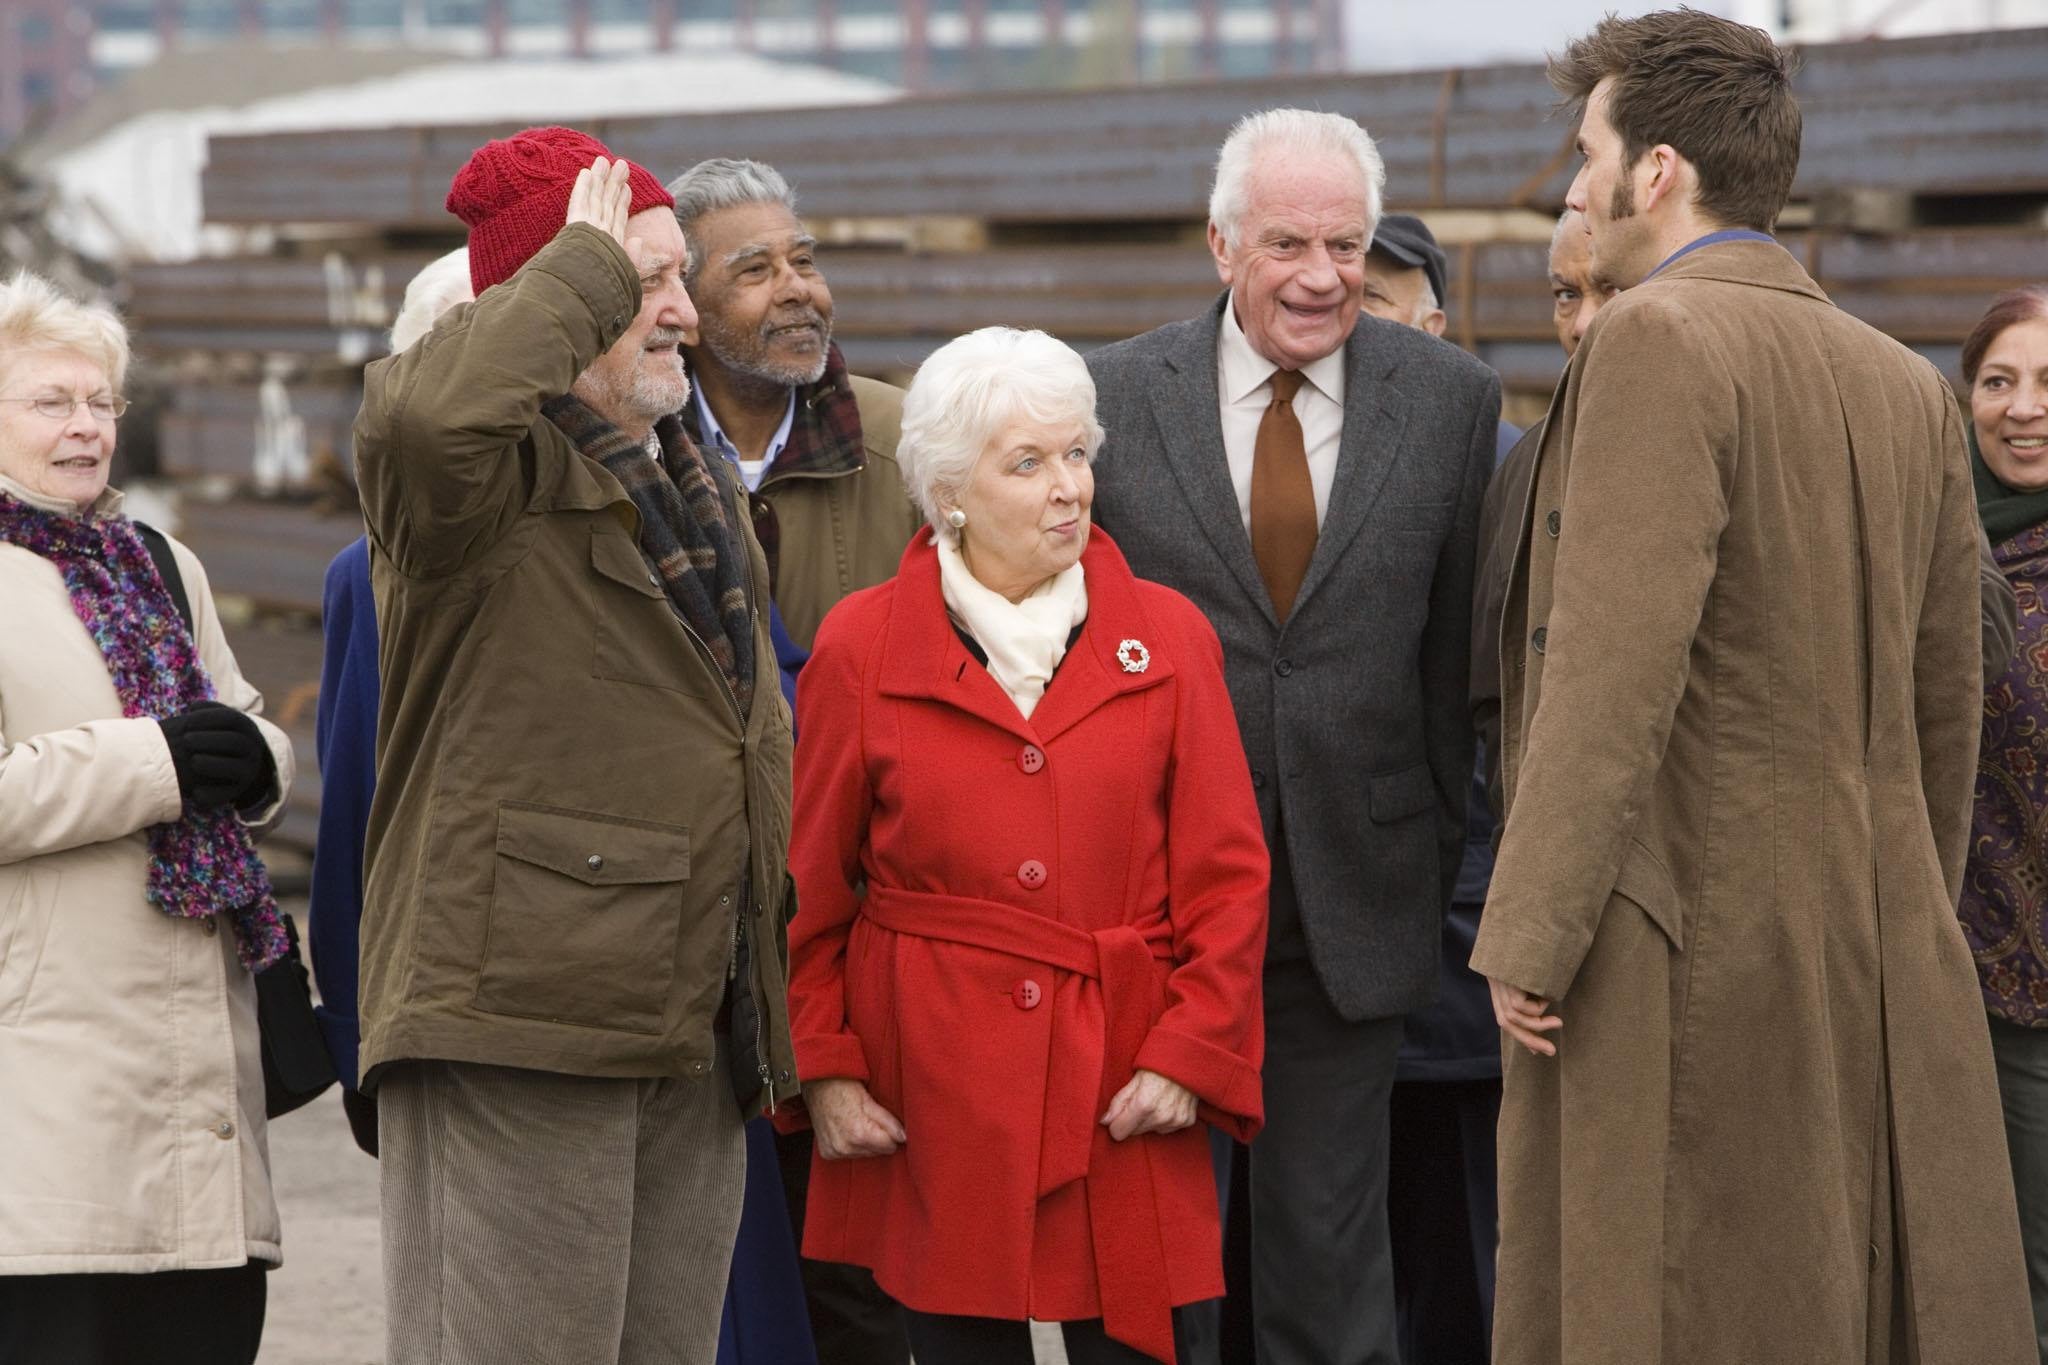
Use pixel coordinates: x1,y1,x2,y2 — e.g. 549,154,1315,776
1368,763,1438,823
495,802,691,886
1612,840,1684,951
590,529,665,599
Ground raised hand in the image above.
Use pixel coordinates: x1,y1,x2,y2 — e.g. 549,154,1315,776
564,155,632,248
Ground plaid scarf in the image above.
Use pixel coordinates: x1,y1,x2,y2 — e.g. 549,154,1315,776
0,493,287,970
680,345,870,581
775,344,869,483
545,396,756,717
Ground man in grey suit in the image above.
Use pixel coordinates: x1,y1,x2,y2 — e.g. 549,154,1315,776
1087,108,1500,1365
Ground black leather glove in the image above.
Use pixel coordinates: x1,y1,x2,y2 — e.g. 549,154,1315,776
342,1087,380,1159
159,701,275,810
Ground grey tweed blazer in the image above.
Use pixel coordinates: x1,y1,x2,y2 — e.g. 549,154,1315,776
1088,293,1500,1020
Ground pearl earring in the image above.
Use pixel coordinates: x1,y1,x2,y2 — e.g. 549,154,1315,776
946,508,967,529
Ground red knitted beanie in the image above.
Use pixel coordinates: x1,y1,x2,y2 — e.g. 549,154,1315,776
445,126,674,294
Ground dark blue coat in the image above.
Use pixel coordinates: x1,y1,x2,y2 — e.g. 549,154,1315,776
1396,419,1523,1082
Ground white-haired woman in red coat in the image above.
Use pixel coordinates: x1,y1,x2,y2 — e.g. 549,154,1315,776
783,326,1270,1365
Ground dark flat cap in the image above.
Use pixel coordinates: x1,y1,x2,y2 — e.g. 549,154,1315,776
1370,213,1448,309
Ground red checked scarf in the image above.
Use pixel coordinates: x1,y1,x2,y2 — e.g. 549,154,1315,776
0,493,287,970
544,397,757,717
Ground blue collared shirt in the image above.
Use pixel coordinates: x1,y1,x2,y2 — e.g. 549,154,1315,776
1645,227,1777,281
692,383,795,493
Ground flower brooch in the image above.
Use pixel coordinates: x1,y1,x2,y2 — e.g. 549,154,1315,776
1116,638,1151,674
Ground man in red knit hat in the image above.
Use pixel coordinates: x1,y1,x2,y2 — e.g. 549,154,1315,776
351,126,800,1365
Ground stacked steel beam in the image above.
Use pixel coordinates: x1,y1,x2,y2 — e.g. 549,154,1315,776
125,23,2048,603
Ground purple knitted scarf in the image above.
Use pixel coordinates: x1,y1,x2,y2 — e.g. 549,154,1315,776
0,493,287,970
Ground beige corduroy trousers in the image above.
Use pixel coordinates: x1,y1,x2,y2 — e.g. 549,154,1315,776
378,1046,744,1365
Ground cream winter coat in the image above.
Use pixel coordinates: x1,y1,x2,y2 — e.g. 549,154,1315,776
0,474,295,1275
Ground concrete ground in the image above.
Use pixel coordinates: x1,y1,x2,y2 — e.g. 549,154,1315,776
256,1058,1071,1364
262,1086,384,1365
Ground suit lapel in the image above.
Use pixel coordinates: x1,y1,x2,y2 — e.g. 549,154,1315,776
1294,320,1408,611
1148,297,1280,629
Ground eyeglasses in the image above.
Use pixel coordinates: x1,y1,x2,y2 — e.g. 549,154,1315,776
0,394,129,421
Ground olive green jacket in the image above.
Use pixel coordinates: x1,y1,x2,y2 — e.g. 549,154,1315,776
681,354,922,652
352,222,798,1112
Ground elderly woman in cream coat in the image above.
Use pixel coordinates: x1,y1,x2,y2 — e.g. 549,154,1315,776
0,271,294,1365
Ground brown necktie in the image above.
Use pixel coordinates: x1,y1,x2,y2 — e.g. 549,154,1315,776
1250,368,1316,619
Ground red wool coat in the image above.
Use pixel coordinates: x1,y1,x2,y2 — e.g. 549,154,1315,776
786,528,1268,1364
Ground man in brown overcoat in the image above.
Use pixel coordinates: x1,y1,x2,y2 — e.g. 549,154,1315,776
1470,12,2035,1364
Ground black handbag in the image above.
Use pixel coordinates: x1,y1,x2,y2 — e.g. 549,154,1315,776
255,912,337,1117
135,521,338,1119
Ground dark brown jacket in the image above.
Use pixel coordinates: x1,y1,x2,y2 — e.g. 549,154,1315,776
352,223,798,1112
679,356,918,651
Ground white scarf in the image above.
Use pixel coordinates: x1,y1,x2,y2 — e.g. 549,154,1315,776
937,532,1089,720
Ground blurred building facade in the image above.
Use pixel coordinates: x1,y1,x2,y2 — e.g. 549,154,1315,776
3,0,1343,145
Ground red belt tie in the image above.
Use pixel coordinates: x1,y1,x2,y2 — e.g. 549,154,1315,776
862,885,1182,1365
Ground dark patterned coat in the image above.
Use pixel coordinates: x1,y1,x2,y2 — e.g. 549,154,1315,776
1965,521,2048,1024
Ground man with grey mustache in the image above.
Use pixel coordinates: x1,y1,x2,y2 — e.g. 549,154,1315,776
670,159,921,661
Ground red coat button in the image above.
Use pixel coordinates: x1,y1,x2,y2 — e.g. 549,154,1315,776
1018,744,1046,774
1018,859,1047,889
1013,980,1042,1010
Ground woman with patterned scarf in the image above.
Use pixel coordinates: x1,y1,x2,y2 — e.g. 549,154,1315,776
0,271,295,1365
1961,282,2048,1365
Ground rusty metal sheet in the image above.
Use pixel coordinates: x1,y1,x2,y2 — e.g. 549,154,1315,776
198,27,2048,228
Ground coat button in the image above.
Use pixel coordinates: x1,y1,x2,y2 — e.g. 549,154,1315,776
1274,658,1293,677
1018,744,1046,774
214,1120,236,1140
648,572,660,587
200,917,218,936
1250,768,1266,789
1018,860,1047,889
1546,509,1561,537
1013,979,1042,1010
1531,626,1547,655
587,854,605,872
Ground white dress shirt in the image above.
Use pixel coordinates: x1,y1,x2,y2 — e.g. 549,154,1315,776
692,383,795,493
1215,302,1347,533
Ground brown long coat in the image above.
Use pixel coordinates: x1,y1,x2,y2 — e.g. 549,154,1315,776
1469,240,2033,1365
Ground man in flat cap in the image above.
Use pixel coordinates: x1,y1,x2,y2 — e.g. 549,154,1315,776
353,126,798,1365
1361,213,1451,339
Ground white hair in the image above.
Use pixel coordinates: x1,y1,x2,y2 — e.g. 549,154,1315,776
1209,108,1386,248
899,327,1105,537
667,159,799,285
390,248,473,353
0,269,129,391
1411,279,1440,327
1548,210,1586,270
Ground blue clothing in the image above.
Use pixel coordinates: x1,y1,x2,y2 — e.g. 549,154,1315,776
1402,418,1521,1081
310,537,817,1365
1448,419,1522,908
1646,228,1776,280
770,601,807,713
310,537,378,1092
